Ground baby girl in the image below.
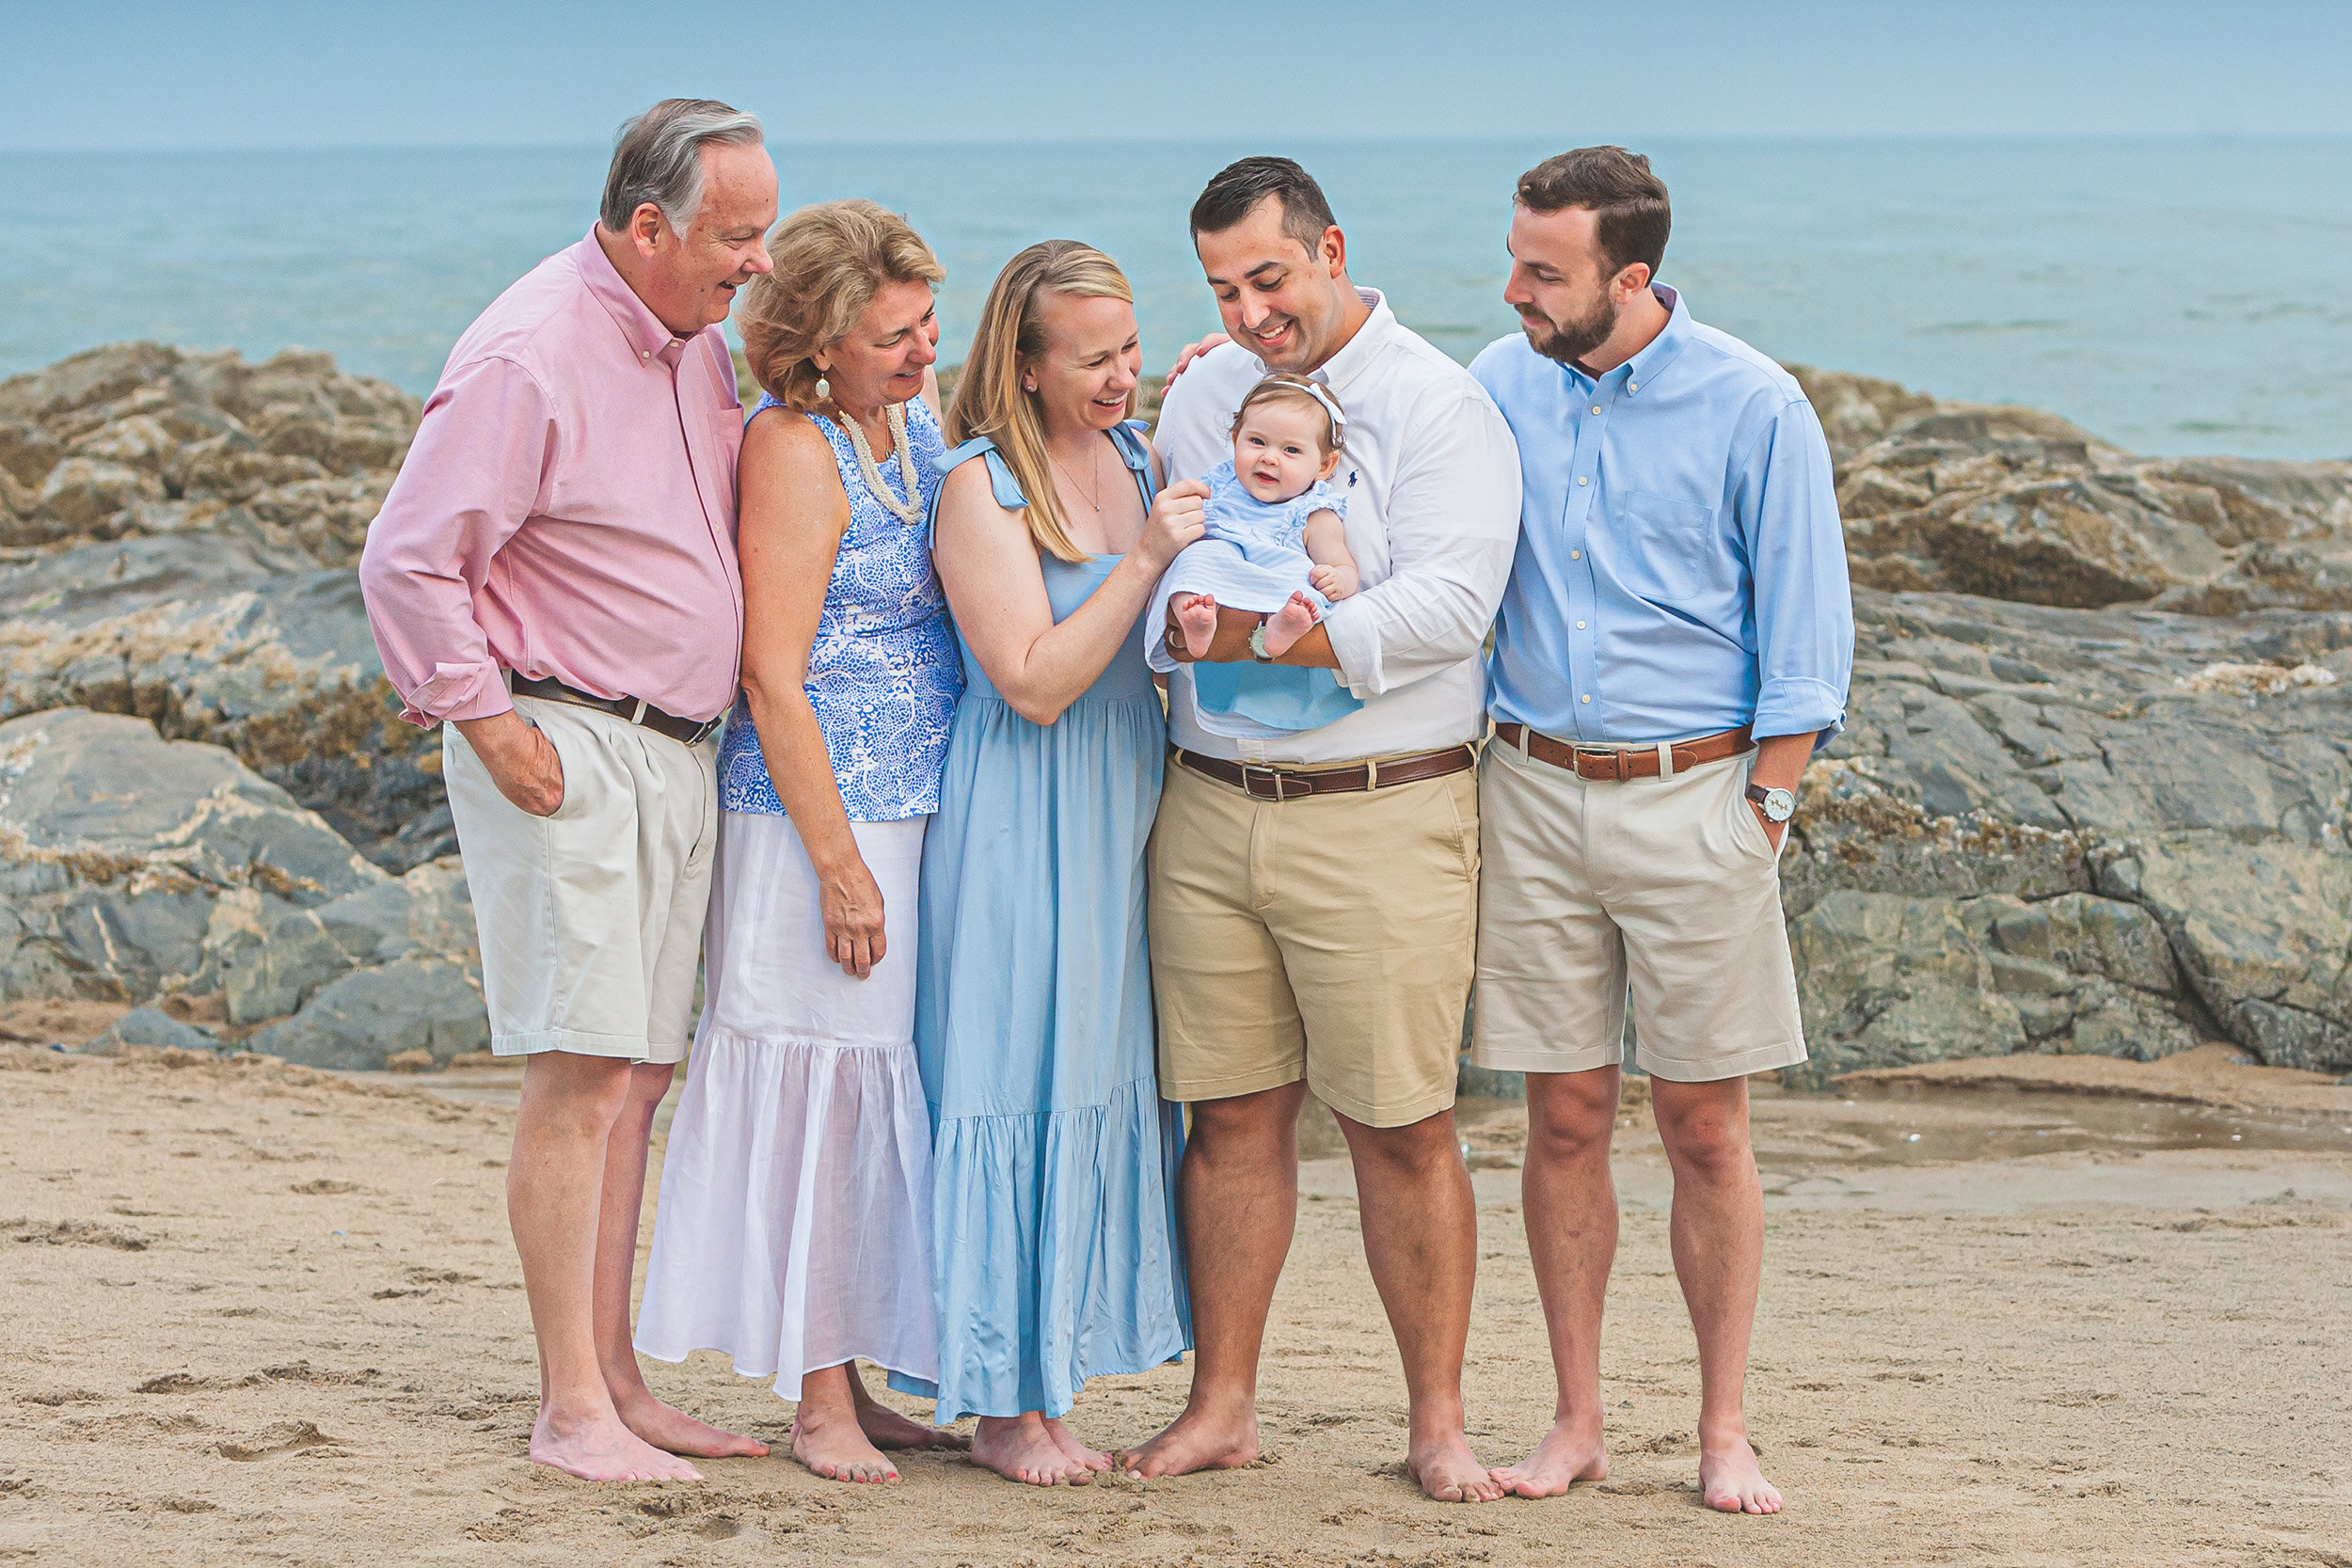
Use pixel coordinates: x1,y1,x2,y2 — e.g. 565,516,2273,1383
1161,372,1360,661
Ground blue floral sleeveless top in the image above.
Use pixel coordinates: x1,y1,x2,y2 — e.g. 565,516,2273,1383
718,394,964,821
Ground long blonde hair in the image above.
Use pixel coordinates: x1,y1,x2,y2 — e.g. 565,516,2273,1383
946,240,1136,563
737,199,945,412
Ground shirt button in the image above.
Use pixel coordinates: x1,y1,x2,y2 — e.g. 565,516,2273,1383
1576,620,1586,629
1628,381,1639,392
641,350,650,359
1591,405,1602,415
1581,694,1592,704
1570,550,1581,560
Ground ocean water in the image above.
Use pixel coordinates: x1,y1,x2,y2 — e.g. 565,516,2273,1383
3,136,2346,459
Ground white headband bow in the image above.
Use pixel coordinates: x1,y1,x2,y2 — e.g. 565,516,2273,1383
1296,378,1347,440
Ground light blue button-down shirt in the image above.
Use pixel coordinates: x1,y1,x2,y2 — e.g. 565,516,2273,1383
1470,285,1852,745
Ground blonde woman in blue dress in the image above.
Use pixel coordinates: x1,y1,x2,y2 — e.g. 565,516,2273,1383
895,241,1205,1485
635,201,967,1484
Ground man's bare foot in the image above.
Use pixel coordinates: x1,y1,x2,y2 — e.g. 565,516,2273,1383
851,1390,968,1451
1175,593,1220,657
1117,1403,1260,1479
1408,1428,1504,1503
972,1413,1091,1486
1258,591,1320,657
612,1386,769,1461
531,1407,703,1483
1490,1417,1609,1498
1699,1430,1783,1514
1044,1415,1113,1473
789,1404,898,1484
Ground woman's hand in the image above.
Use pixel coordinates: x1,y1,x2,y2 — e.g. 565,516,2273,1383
1135,479,1210,572
818,853,888,978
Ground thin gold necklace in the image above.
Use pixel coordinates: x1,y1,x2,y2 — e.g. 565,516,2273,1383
1048,433,1104,513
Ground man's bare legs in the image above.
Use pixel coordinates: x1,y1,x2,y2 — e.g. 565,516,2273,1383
592,1060,768,1463
512,1052,699,1481
1650,1075,1781,1513
1121,1084,1500,1503
1119,1081,1306,1480
1492,1068,1620,1497
1335,1106,1501,1502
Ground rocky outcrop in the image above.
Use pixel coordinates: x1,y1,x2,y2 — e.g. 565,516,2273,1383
0,344,439,870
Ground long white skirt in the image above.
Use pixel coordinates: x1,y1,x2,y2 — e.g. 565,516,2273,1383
634,811,939,1400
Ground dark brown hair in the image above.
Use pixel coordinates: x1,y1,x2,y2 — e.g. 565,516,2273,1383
1189,156,1340,253
1516,146,1672,281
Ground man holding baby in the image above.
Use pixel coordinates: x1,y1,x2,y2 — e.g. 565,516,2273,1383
1121,156,1522,1503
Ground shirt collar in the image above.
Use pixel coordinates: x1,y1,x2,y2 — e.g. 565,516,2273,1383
577,228,690,368
1562,282,1691,395
1309,287,1393,397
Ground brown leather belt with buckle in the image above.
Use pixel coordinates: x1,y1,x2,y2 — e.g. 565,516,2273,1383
1493,721,1752,782
1171,743,1477,800
509,673,723,747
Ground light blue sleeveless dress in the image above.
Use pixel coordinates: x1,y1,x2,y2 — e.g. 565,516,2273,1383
889,421,1192,1422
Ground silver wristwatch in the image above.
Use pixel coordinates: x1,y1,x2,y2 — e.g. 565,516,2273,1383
1745,783,1796,823
1248,617,1274,663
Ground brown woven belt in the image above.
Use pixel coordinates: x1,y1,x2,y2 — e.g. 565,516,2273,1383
510,673,723,747
1171,743,1477,801
1493,721,1752,782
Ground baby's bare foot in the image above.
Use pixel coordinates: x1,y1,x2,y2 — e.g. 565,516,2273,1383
1175,593,1220,657
1258,591,1321,657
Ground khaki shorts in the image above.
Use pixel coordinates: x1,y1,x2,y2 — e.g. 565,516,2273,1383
1471,734,1806,1083
1149,756,1479,1129
442,694,718,1064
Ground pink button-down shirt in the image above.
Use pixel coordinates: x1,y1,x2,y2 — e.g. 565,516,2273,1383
359,230,746,728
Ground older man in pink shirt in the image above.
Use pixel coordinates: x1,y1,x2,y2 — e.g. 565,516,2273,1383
359,98,777,1484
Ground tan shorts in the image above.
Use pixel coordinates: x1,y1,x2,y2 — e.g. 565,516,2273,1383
1149,756,1479,1129
442,694,718,1064
1471,734,1806,1083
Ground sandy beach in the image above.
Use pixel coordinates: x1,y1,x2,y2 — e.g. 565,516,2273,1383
4,1041,2347,1566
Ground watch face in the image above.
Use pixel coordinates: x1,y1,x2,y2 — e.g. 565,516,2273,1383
1762,786,1796,822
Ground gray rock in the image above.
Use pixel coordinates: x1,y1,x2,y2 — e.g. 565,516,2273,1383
83,1006,219,1055
224,857,472,1024
244,955,488,1070
0,707,382,1004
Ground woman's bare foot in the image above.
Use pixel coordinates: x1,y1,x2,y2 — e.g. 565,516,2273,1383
1489,1417,1609,1498
1175,593,1220,657
1408,1428,1504,1503
1257,591,1320,657
531,1405,703,1483
973,1413,1092,1485
789,1403,898,1484
1699,1429,1783,1514
1117,1402,1260,1479
612,1385,769,1460
1044,1416,1113,1473
847,1374,967,1451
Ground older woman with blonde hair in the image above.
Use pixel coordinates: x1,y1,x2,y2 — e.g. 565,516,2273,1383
882,241,1208,1485
634,198,967,1484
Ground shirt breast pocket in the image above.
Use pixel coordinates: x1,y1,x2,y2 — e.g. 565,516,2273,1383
1617,489,1726,605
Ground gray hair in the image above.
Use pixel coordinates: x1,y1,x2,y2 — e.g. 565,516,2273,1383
599,98,766,237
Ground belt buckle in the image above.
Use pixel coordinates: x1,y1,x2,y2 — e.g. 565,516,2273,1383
1573,747,1625,782
1241,764,1305,800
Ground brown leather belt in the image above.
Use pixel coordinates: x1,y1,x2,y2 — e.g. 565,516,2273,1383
1493,721,1752,782
1171,743,1476,801
510,673,723,747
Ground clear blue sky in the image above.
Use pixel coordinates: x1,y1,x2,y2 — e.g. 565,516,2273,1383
3,0,2346,148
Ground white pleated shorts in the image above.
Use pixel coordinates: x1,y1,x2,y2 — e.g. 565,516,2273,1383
441,693,718,1064
1470,735,1807,1084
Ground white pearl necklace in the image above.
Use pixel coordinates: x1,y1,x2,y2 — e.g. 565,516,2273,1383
837,402,922,525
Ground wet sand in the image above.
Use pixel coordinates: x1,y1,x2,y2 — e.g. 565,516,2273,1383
3,1042,2348,1566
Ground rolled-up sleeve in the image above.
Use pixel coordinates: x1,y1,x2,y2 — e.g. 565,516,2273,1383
1321,390,1521,699
358,356,554,726
1739,396,1852,741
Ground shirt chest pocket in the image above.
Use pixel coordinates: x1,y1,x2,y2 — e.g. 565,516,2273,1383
1614,489,1728,605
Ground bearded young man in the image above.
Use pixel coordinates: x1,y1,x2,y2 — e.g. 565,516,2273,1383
1119,156,1521,1503
1467,146,1852,1513
359,99,778,1483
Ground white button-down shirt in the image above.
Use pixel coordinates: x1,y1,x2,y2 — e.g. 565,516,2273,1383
1153,290,1522,765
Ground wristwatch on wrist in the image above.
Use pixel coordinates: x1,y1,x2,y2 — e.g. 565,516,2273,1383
1746,783,1797,823
1248,617,1274,663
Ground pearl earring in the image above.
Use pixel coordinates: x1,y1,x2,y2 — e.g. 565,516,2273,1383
815,374,831,402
